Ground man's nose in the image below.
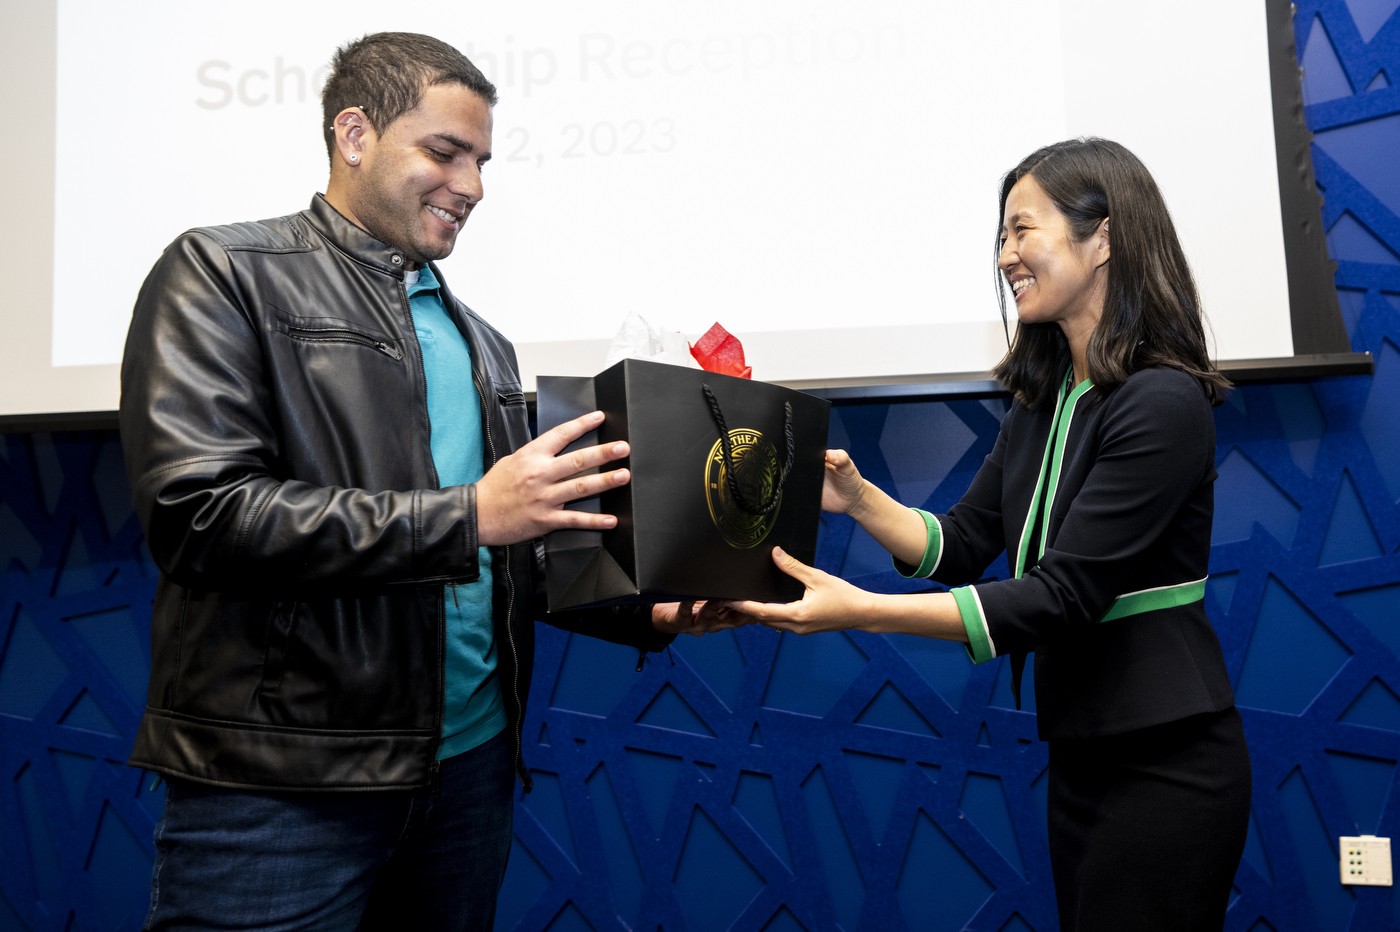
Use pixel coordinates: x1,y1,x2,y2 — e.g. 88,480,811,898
451,163,484,205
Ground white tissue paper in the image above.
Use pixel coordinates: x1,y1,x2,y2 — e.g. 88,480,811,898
602,313,700,369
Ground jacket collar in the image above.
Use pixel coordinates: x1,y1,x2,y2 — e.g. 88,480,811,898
303,193,408,279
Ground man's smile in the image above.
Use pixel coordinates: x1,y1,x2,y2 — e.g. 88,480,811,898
426,204,462,229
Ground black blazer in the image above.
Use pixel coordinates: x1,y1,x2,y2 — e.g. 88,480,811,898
918,366,1234,740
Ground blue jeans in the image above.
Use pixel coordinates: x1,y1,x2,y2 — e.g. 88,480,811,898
143,728,515,932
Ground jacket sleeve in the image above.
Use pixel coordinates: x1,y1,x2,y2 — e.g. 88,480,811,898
525,541,675,653
954,371,1214,662
120,231,479,592
892,408,1012,585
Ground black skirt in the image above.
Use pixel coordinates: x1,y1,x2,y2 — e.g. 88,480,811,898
1048,707,1252,932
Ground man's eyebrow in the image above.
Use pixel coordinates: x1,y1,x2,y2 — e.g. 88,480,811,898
429,133,479,154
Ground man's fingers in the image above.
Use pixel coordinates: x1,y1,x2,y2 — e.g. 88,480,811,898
546,509,620,532
545,439,632,483
547,468,630,505
539,411,607,455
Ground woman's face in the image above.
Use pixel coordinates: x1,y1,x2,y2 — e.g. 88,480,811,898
998,174,1109,332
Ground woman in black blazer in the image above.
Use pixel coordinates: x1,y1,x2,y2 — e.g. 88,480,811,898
726,138,1250,932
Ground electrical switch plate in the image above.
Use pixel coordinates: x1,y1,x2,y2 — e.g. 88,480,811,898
1340,835,1392,886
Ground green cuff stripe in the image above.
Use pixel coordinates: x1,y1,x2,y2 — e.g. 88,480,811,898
1099,578,1207,623
952,586,995,665
892,508,943,579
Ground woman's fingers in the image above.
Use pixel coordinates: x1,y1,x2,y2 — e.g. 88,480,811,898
770,547,823,585
722,599,791,623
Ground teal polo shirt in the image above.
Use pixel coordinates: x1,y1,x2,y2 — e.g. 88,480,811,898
404,265,507,760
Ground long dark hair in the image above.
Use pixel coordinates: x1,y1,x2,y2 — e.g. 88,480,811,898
990,138,1231,410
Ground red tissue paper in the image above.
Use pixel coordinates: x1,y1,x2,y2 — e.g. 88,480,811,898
689,322,752,379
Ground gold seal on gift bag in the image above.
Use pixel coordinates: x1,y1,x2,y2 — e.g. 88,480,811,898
705,428,782,549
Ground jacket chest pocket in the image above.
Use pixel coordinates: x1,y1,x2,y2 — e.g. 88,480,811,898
274,312,404,361
493,381,525,408
492,380,532,450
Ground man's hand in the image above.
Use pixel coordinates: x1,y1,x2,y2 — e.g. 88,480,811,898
476,411,631,546
651,601,757,637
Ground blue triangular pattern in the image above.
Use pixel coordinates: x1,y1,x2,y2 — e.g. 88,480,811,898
48,749,95,819
1326,211,1400,265
1318,471,1384,564
855,682,939,736
1212,449,1301,547
522,770,577,865
1325,750,1395,834
1303,15,1355,103
958,771,1027,878
1340,677,1400,730
843,750,905,841
896,811,994,932
673,807,766,932
1235,577,1352,714
1277,768,1357,930
0,611,69,718
733,770,793,870
1315,113,1400,222
1341,0,1400,43
762,906,809,932
761,631,867,717
583,764,644,927
84,805,152,930
636,684,715,737
1337,583,1400,658
1243,809,1273,884
59,690,120,736
625,748,682,837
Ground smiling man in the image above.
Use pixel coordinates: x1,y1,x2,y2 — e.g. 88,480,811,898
120,33,707,931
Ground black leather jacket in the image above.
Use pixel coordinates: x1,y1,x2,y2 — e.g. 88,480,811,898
120,194,670,791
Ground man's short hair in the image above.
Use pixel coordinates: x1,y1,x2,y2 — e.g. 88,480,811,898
321,32,498,163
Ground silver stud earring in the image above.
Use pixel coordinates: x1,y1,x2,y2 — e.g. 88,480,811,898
349,154,359,163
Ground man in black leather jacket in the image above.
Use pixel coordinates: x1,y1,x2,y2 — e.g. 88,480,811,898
120,32,710,931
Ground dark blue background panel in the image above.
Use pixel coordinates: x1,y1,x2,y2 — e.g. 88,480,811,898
5,2,1400,929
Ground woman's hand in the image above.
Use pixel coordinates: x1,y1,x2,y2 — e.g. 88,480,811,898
651,600,757,637
821,450,929,567
723,547,876,635
821,449,868,515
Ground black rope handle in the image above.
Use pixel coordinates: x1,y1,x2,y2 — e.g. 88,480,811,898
702,383,795,516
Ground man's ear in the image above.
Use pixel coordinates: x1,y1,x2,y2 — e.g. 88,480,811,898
331,107,373,169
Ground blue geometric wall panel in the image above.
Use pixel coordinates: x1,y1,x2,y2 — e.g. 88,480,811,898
0,432,163,932
4,2,1400,929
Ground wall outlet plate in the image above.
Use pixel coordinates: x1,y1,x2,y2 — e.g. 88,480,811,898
1340,835,1392,886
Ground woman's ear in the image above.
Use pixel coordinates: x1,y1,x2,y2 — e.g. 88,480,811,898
1095,217,1111,268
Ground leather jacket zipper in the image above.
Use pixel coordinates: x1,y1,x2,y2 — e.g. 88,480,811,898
399,278,448,780
473,364,527,787
283,324,403,361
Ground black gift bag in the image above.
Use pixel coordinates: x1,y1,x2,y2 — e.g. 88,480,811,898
537,358,831,611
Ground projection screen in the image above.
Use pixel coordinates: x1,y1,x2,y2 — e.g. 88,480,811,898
0,0,1334,420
